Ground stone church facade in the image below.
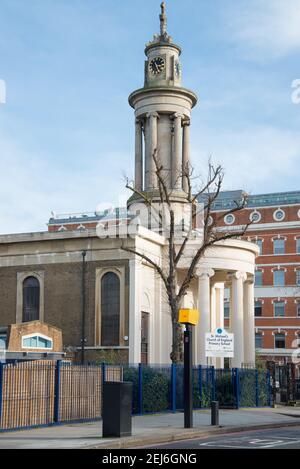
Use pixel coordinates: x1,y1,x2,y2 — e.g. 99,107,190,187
0,4,258,367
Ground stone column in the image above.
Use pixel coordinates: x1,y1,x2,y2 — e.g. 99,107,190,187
210,284,217,367
129,259,141,363
215,283,225,330
215,282,225,368
230,271,247,368
196,268,214,365
135,119,143,191
146,112,159,190
172,113,183,190
243,278,255,367
210,285,217,332
182,120,190,193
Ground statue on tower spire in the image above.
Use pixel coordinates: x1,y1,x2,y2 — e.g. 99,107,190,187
160,2,167,36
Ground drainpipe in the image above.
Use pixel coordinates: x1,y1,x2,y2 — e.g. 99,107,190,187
81,251,87,364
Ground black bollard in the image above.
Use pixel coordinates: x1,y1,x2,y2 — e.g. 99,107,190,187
184,325,193,428
211,400,219,426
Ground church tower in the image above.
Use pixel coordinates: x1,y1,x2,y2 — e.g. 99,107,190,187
128,2,198,205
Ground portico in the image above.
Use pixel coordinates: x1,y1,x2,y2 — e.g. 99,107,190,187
176,239,259,368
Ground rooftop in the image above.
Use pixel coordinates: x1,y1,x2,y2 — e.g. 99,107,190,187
48,190,300,226
198,190,300,211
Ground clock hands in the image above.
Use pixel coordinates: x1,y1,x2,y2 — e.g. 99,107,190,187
149,57,165,75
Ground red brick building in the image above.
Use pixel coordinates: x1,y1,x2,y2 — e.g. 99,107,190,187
207,190,300,372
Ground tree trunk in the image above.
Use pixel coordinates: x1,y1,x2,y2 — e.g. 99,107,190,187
170,303,183,363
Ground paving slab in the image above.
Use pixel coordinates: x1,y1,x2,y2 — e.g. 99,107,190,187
0,407,299,449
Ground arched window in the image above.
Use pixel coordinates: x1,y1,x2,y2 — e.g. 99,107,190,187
101,272,120,346
22,276,40,322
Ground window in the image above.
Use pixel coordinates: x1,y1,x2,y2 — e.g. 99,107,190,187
207,216,213,226
0,335,6,350
252,239,263,254
255,270,263,286
273,270,285,286
273,209,285,221
255,300,262,317
255,333,263,349
224,301,230,318
101,272,120,346
22,334,52,349
273,238,285,255
224,214,235,225
250,211,261,223
297,333,300,348
256,239,263,255
274,301,285,317
297,303,300,317
22,276,40,322
297,238,300,254
296,270,300,286
274,333,286,349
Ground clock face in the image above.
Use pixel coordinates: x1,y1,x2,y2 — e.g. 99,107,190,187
149,57,165,75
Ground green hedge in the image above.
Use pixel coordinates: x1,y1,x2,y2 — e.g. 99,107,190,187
123,366,270,414
123,366,171,414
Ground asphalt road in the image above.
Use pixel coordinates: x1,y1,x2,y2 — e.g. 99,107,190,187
144,426,300,449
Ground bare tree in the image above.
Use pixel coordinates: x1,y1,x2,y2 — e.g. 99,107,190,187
122,152,251,363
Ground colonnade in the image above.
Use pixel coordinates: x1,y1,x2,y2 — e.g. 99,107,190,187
134,112,190,192
196,269,255,368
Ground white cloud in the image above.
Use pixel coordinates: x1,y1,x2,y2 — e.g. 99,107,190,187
191,124,300,194
0,132,131,234
227,0,300,58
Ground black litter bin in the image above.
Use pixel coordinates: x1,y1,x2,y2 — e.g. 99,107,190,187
102,381,133,438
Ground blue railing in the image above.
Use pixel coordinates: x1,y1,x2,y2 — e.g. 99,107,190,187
123,364,272,414
0,361,271,432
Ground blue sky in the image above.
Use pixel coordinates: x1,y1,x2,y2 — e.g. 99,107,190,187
0,0,300,234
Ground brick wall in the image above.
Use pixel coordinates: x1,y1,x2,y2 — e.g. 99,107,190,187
0,259,130,350
7,321,63,352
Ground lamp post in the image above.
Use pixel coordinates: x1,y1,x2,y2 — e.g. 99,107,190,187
81,250,87,364
179,308,199,429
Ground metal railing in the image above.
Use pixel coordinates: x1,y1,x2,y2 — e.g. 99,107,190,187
0,361,271,432
0,361,122,432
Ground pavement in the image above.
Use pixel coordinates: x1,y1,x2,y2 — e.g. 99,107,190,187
0,407,300,449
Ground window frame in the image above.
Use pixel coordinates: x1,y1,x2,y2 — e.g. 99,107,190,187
273,270,285,286
22,276,40,323
273,209,285,221
100,272,121,347
273,238,285,255
255,333,263,349
255,270,263,286
255,300,263,317
0,334,7,350
16,271,44,324
250,211,261,223
274,301,285,317
274,333,286,349
224,214,235,225
95,267,125,347
256,239,263,255
296,270,300,286
22,333,53,350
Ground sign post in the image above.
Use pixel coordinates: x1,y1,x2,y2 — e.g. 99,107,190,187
179,308,199,429
205,328,234,359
